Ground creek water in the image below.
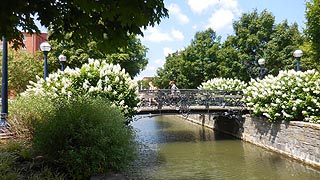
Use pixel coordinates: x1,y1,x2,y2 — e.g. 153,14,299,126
123,115,320,180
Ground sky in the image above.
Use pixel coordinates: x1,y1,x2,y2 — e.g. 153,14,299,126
136,0,307,80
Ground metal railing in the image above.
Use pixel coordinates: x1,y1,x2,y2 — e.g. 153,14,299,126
137,89,245,115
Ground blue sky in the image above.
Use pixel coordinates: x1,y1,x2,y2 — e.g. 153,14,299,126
136,0,307,80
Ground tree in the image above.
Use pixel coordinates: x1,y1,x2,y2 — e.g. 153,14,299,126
227,9,275,80
156,28,221,89
157,9,306,86
48,34,148,78
220,10,306,80
0,0,168,51
0,50,43,95
217,37,247,80
305,0,320,65
264,21,304,75
182,28,221,88
155,51,184,89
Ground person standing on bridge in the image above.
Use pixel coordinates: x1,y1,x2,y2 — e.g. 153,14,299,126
169,80,179,106
169,80,178,91
148,81,158,106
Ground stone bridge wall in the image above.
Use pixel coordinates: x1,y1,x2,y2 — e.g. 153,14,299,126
179,114,320,169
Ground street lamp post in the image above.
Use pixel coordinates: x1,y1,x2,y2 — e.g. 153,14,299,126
258,58,265,80
1,36,8,127
293,49,303,71
58,54,67,71
40,42,51,80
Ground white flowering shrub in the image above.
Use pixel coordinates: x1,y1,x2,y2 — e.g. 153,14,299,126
243,69,320,123
23,59,139,121
198,78,247,91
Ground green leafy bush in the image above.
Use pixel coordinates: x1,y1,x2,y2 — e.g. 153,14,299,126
243,69,320,123
0,140,66,179
0,50,43,95
0,141,24,180
23,59,139,123
8,95,56,139
32,96,137,179
198,78,247,91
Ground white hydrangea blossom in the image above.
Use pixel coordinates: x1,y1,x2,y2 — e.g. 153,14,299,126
198,78,247,91
23,59,139,118
243,69,320,123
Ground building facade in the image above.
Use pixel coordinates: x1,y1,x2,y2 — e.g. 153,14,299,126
0,32,48,55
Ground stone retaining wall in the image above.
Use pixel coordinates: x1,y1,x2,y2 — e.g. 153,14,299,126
179,114,320,169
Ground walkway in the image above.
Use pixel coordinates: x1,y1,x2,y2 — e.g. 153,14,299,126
136,89,246,115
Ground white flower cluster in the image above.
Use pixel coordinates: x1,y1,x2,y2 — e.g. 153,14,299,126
23,59,139,118
198,78,247,91
243,69,320,123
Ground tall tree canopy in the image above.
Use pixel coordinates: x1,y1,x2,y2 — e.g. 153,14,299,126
218,9,303,80
155,51,184,89
229,9,275,80
305,0,320,65
0,0,168,51
48,34,148,77
181,28,221,88
156,9,306,87
156,28,221,89
264,21,303,74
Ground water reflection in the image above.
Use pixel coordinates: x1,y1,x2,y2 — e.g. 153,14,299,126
125,115,320,180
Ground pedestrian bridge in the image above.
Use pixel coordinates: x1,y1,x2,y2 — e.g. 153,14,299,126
136,89,247,117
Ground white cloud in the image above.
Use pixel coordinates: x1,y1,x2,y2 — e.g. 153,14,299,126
171,29,184,41
192,25,198,30
187,0,241,15
163,47,174,57
142,27,172,43
147,66,156,71
206,8,235,32
187,0,220,14
220,0,240,12
155,59,165,67
168,3,190,24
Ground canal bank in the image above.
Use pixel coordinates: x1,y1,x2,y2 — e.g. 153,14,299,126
180,114,320,169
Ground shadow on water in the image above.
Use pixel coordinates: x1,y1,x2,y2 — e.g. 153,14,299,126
126,115,320,180
212,130,237,140
126,115,241,179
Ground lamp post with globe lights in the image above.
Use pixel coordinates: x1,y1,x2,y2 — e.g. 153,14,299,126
40,42,51,80
293,49,303,71
258,58,265,80
58,54,67,71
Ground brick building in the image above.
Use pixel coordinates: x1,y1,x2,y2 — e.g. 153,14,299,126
0,32,48,55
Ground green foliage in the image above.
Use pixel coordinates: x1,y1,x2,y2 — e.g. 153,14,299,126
0,50,43,95
47,34,149,78
6,92,137,179
32,96,137,179
156,9,307,85
0,140,66,179
264,21,305,74
156,51,185,89
23,59,139,122
8,95,56,139
0,141,24,179
243,70,320,123
0,0,168,52
227,9,275,80
156,28,221,89
305,0,320,64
